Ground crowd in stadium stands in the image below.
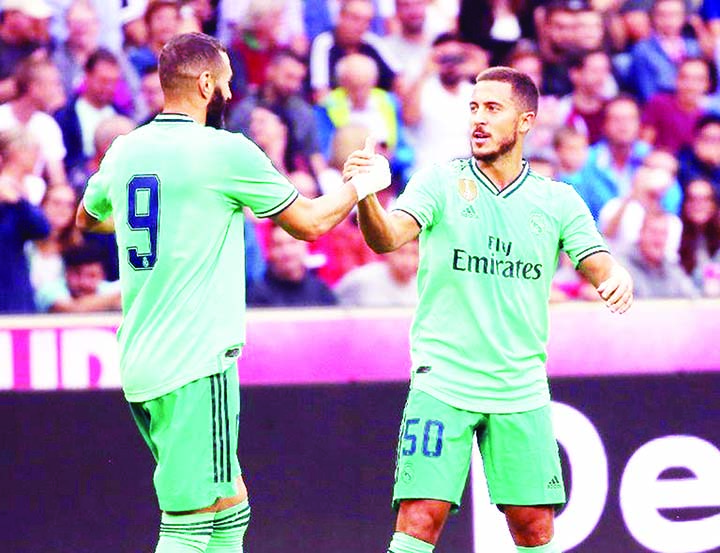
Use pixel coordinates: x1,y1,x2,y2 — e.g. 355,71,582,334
1,0,720,313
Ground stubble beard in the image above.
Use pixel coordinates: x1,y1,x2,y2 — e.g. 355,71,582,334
472,128,519,164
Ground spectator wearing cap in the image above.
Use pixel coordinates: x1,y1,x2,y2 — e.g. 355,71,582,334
628,0,701,102
127,0,180,77
309,0,399,103
54,47,123,176
36,242,121,312
0,56,68,189
0,0,53,103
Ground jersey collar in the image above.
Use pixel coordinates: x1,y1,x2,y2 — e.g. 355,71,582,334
469,159,530,198
154,112,196,124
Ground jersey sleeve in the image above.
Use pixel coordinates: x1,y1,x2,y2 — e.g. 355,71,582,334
219,133,299,218
82,136,123,221
391,165,445,229
558,183,609,268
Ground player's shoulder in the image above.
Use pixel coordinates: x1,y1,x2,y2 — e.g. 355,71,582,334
527,169,579,197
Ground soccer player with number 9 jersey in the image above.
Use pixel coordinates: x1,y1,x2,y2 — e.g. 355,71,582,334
343,67,634,553
77,32,391,553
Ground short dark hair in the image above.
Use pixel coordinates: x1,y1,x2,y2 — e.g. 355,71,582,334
432,32,463,48
85,48,119,73
475,66,539,113
159,32,227,94
269,47,307,67
601,93,639,120
567,49,607,72
62,243,107,269
695,113,720,133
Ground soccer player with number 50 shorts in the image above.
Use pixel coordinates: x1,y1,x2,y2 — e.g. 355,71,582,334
76,32,390,553
342,67,633,553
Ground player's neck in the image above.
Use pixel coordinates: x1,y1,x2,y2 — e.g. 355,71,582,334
162,100,207,126
473,149,525,190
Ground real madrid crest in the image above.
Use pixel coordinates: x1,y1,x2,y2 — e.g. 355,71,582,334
458,179,477,202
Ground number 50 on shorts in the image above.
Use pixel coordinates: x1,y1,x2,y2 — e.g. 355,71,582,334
401,418,445,457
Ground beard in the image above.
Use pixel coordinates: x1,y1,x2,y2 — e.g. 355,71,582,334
206,86,228,129
472,127,518,164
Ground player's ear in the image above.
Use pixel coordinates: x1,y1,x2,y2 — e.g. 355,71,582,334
198,70,214,100
518,111,535,134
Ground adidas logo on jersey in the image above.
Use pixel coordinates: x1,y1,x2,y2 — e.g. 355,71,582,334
461,205,479,219
547,475,562,489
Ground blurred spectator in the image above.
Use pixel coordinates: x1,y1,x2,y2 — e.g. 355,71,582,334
641,57,711,154
227,0,287,97
334,238,419,306
628,0,701,102
557,50,616,144
319,53,401,162
402,33,486,170
36,242,121,312
309,0,399,102
246,224,337,307
26,183,82,295
120,0,149,51
0,0,52,103
553,125,589,186
47,0,124,54
578,94,650,219
678,113,720,194
52,0,141,117
381,0,445,84
0,127,45,205
127,0,180,77
220,0,306,54
458,0,534,66
54,48,123,175
68,113,135,193
136,65,164,124
227,49,325,175
620,211,700,298
507,42,565,157
313,123,379,284
535,0,585,97
0,129,50,313
179,0,215,35
575,6,609,51
527,153,555,177
678,177,720,292
598,150,682,259
0,56,68,189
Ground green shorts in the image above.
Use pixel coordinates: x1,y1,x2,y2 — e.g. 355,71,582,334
393,389,566,510
129,366,241,512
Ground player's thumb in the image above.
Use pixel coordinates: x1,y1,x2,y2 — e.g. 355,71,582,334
363,135,376,155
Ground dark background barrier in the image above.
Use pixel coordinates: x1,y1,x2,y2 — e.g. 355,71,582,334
3,373,719,553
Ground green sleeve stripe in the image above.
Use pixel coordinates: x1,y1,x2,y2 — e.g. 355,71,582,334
392,207,425,229
575,247,609,267
255,189,300,218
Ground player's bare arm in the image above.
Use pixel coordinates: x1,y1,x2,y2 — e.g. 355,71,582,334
578,251,634,314
76,203,115,233
357,195,420,254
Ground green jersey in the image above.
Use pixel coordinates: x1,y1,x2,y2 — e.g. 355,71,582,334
82,113,298,402
394,159,606,413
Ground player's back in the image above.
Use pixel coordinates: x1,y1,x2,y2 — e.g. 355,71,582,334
95,114,260,401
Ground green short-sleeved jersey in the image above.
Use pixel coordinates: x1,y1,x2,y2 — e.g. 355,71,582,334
393,158,607,413
82,113,298,402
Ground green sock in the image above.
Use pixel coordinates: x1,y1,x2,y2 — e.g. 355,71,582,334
206,500,251,552
516,539,562,553
388,532,435,553
155,511,214,553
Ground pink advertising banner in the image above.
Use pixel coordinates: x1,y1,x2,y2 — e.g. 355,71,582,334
1,300,719,391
